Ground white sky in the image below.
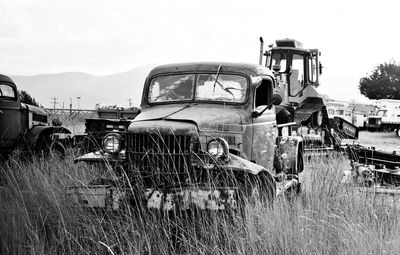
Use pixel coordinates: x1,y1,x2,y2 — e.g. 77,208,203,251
1,0,399,102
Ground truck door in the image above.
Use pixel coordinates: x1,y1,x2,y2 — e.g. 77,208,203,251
0,83,21,149
251,79,276,171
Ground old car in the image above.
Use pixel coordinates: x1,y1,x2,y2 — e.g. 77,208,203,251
69,62,304,211
0,74,71,158
74,107,140,153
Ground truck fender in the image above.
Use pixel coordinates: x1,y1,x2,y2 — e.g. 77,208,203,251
220,153,276,200
276,136,303,175
221,153,270,175
219,154,276,190
25,125,71,151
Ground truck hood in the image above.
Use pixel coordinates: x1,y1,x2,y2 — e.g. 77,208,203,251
132,105,244,132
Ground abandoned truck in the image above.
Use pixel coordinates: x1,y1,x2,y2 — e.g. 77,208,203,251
74,107,140,154
0,74,71,158
70,62,304,211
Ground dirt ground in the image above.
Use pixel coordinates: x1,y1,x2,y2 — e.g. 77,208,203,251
357,130,400,153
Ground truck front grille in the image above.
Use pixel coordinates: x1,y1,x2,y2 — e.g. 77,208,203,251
126,133,193,176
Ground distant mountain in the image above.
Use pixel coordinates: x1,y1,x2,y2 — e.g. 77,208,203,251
9,64,155,109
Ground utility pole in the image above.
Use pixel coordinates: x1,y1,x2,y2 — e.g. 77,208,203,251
127,98,133,107
50,97,58,109
77,97,81,109
70,97,72,116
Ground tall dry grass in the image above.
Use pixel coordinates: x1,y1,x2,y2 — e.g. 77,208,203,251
1,152,400,254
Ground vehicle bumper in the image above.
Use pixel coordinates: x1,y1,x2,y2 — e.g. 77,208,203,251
145,186,237,211
74,150,125,164
66,184,238,211
66,185,126,210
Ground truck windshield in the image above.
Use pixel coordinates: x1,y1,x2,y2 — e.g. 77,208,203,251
269,52,287,72
0,84,16,99
148,73,247,103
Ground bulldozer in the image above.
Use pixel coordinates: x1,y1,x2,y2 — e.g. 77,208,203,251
259,37,359,154
258,38,400,195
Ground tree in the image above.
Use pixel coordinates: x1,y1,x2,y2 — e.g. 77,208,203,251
19,90,40,107
359,61,400,99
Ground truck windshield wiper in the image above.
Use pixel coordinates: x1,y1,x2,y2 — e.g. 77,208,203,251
212,65,235,99
212,65,222,93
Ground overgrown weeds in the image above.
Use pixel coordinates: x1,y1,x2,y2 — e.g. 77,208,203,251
1,152,400,254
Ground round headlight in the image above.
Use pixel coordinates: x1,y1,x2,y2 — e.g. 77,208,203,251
103,133,121,153
208,140,224,157
207,137,229,159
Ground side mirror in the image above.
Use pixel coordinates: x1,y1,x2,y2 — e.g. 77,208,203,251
252,94,282,118
271,93,282,106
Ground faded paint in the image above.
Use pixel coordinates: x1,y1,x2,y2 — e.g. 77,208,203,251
145,186,237,211
133,104,246,131
67,185,126,211
129,119,198,136
249,105,277,171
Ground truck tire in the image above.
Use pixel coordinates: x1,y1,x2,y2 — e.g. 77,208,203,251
50,141,66,158
37,137,66,159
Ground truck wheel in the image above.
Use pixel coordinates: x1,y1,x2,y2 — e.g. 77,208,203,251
37,138,66,159
50,141,66,158
297,146,304,173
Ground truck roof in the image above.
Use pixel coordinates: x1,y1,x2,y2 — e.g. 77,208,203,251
147,62,274,78
0,74,15,84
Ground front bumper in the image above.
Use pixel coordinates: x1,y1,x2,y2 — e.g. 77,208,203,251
74,150,125,164
67,184,237,211
66,185,126,210
145,186,237,211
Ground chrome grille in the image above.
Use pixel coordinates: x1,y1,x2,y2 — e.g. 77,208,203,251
126,133,192,174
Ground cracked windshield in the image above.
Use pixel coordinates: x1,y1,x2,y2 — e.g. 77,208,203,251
148,73,247,103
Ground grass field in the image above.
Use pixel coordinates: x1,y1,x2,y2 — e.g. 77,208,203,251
1,132,400,254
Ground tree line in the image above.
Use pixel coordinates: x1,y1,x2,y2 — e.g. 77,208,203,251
359,60,400,99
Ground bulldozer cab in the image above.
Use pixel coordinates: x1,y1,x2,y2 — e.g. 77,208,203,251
261,38,321,106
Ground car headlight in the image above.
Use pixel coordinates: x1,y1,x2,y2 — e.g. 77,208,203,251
207,137,229,160
103,133,121,153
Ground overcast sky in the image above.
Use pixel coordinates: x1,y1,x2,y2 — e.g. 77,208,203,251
1,0,399,103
